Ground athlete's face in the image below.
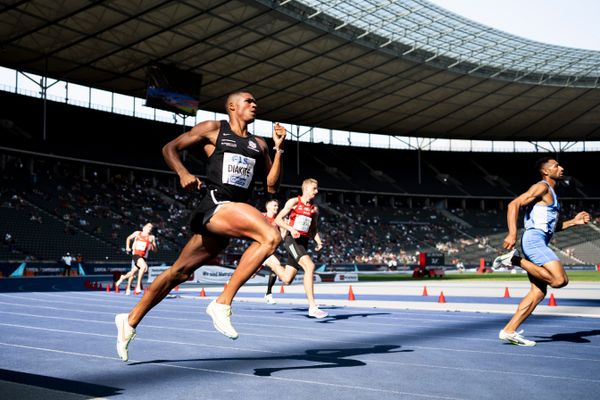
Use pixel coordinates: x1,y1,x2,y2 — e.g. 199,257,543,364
266,201,279,215
303,183,319,200
232,93,257,123
543,160,564,180
142,224,153,234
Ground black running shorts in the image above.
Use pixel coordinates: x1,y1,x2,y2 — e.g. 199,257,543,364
283,234,309,270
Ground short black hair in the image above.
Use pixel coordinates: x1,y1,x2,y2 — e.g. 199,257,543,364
224,91,251,113
535,156,553,174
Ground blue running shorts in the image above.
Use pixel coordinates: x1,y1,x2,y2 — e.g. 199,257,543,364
521,229,560,266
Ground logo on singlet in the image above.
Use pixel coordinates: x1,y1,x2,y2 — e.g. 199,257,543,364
247,140,260,152
221,138,237,148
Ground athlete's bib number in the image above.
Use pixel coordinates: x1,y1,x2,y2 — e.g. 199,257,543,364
134,241,148,252
222,153,255,189
292,215,312,233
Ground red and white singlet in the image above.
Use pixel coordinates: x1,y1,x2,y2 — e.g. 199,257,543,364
132,232,152,257
262,212,277,227
288,196,317,237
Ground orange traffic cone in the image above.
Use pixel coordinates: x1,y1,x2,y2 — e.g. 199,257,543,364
504,287,510,298
280,285,285,294
422,286,428,296
548,293,557,306
438,291,446,303
348,285,355,301
115,284,120,294
106,284,110,293
200,287,206,297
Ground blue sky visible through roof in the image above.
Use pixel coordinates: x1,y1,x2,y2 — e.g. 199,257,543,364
428,0,600,51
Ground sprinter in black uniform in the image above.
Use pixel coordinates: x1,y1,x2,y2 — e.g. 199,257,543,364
115,91,286,362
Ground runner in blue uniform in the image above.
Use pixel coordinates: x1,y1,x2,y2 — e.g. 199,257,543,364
493,157,590,346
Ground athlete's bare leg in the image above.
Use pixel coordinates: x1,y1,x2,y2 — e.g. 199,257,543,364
514,258,568,288
126,273,135,294
206,203,281,306
116,267,137,294
503,275,547,333
298,255,317,308
116,269,134,286
128,202,279,327
128,234,226,328
134,259,148,293
264,256,297,285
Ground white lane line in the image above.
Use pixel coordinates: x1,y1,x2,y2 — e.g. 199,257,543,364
2,299,598,344
0,307,516,345
1,316,599,363
3,299,600,352
0,323,277,354
0,338,598,388
6,292,600,331
0,341,466,400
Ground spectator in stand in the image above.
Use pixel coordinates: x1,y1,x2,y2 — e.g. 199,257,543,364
4,233,16,253
61,252,73,276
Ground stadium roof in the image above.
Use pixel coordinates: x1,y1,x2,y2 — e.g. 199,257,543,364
2,0,600,141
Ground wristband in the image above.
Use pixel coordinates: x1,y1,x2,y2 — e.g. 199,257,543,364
273,147,284,154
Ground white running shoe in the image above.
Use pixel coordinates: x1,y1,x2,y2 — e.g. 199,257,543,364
499,329,536,346
206,300,238,340
115,313,136,362
308,306,328,319
264,294,276,304
492,249,519,270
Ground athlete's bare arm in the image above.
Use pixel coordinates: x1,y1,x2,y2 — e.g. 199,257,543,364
275,197,300,238
125,231,139,253
313,232,323,251
309,207,323,251
256,123,286,194
149,235,158,252
503,182,549,250
162,120,221,191
559,211,591,231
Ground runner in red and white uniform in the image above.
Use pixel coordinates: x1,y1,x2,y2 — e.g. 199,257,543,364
274,178,327,318
259,199,287,304
116,223,157,295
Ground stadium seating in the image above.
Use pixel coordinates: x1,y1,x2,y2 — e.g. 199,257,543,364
1,91,598,267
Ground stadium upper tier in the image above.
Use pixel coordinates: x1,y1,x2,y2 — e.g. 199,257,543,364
2,90,600,200
286,0,600,87
3,0,600,141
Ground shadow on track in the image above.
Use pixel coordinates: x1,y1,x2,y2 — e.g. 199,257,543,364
535,329,600,343
129,344,411,376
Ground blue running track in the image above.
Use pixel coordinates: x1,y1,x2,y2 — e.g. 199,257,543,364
1,291,599,400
